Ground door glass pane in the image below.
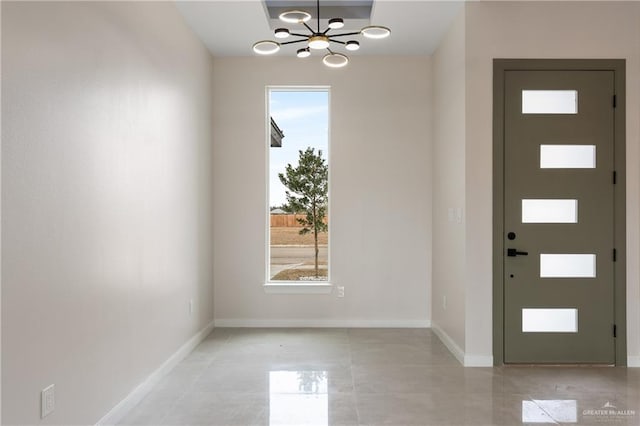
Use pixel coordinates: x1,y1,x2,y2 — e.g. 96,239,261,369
540,145,596,169
522,400,578,423
522,308,578,333
522,90,578,114
522,199,578,223
540,254,596,278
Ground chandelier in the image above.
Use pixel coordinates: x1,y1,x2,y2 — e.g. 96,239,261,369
252,0,391,68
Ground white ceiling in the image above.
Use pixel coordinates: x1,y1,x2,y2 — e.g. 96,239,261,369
175,1,465,57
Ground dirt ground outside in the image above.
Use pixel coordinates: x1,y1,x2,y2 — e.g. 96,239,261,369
271,268,328,281
269,227,328,280
270,227,328,246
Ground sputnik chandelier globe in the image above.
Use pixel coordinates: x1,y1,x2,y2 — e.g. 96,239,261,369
252,0,390,68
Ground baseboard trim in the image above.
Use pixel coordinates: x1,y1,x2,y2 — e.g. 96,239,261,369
431,322,494,367
628,356,640,367
213,318,431,328
463,354,494,367
96,320,215,426
431,321,465,366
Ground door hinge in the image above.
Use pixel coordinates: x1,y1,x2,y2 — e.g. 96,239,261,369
613,94,617,108
613,324,617,338
613,171,617,184
613,248,617,261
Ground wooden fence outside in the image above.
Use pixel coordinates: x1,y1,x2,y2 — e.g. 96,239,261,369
270,214,328,227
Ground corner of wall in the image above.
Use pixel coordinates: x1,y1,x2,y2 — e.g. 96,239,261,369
431,321,464,365
431,2,468,357
96,320,215,426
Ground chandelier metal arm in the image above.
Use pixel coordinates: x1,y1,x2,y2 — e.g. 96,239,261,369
289,33,310,38
303,22,315,33
329,39,346,45
327,32,361,38
280,39,309,46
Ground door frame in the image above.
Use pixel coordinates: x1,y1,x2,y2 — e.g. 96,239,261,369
492,59,627,365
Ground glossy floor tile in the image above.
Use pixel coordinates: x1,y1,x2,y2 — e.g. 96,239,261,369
117,328,640,425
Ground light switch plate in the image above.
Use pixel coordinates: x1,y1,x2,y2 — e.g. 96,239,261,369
42,384,55,418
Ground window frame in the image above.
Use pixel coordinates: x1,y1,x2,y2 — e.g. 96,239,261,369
264,86,333,293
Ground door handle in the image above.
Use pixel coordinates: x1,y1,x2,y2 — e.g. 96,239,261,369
507,248,528,257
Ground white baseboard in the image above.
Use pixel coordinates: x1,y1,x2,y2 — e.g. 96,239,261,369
213,318,431,328
96,320,215,426
464,354,494,367
431,321,465,365
628,356,640,367
431,321,494,367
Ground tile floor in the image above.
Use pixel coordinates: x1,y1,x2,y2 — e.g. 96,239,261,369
118,328,640,425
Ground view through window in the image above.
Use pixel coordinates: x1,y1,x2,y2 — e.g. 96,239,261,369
268,88,329,282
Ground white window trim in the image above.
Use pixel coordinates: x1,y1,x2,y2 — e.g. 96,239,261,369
265,86,332,292
263,283,333,294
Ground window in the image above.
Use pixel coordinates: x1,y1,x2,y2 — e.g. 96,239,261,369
268,88,330,283
522,90,578,114
539,144,596,169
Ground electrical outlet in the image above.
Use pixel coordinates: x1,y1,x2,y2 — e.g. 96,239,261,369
337,286,345,298
189,299,194,315
443,295,447,310
41,384,55,418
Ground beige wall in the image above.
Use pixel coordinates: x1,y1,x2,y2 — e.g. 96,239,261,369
432,10,467,355
1,1,3,419
1,2,215,424
464,1,640,363
212,57,432,326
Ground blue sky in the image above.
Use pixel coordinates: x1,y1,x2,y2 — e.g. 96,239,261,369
269,90,329,207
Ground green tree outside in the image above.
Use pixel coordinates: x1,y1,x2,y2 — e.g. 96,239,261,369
278,147,328,277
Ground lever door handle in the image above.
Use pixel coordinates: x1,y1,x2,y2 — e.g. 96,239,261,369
507,248,528,257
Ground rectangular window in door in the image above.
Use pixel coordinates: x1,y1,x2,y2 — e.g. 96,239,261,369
540,145,596,169
522,199,578,223
522,90,578,114
522,308,578,333
539,254,596,278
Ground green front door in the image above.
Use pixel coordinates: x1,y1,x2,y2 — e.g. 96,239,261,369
503,69,617,363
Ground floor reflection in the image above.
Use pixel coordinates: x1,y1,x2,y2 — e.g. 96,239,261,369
116,329,640,426
269,371,328,426
522,399,577,423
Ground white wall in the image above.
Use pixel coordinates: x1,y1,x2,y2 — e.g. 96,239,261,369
431,10,467,356
1,2,215,424
212,57,431,326
0,0,3,418
464,1,640,363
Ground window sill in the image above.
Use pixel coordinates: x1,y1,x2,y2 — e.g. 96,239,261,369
263,282,333,294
